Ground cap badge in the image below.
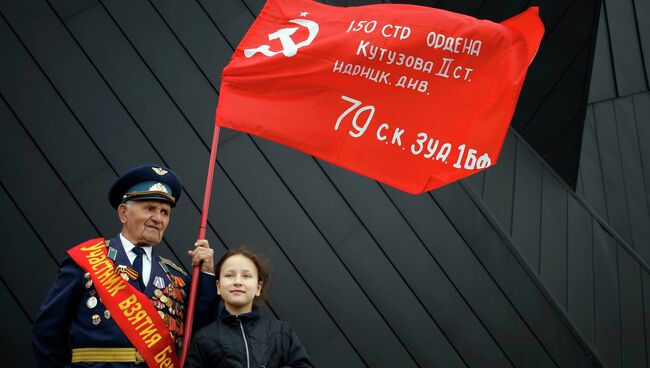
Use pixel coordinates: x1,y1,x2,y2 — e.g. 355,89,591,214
149,182,169,194
152,167,168,176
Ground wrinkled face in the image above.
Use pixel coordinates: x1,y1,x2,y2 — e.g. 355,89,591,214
118,201,171,246
217,254,263,315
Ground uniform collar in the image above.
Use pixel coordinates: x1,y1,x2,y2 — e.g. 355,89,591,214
119,233,153,260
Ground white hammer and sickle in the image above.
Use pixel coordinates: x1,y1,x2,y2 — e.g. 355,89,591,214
244,19,319,58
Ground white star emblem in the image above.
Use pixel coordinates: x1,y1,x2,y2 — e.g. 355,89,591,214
300,11,309,17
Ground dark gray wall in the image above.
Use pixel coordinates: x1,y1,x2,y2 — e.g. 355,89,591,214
0,0,634,367
464,129,650,368
458,0,650,364
576,0,650,267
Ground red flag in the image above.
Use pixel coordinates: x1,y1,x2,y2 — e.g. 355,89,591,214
216,0,544,194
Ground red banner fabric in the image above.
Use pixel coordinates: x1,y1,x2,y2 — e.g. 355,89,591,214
215,0,544,194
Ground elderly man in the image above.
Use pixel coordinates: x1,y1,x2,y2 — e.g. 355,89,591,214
32,165,217,367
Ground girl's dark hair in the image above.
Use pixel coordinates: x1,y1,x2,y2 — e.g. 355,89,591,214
215,247,270,299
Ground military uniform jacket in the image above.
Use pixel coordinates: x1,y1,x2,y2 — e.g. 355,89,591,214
32,236,218,368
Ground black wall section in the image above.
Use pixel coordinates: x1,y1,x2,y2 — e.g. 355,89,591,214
577,0,650,267
0,0,643,367
463,128,650,368
0,279,36,367
511,0,601,188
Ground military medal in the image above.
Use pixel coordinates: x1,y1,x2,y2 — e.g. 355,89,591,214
84,272,91,279
104,309,111,319
107,247,118,261
92,314,101,326
115,265,139,281
85,279,93,289
86,296,98,309
168,317,177,334
124,266,139,281
151,293,160,308
153,276,165,289
159,256,188,275
115,265,127,279
159,261,171,274
152,290,165,309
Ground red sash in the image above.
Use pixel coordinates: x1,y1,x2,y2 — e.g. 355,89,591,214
68,238,179,368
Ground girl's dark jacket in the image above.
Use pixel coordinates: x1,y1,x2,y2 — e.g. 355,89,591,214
185,307,315,368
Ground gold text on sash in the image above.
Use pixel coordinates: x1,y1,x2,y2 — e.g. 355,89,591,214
78,241,174,367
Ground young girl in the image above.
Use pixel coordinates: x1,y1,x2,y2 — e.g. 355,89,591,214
185,248,315,368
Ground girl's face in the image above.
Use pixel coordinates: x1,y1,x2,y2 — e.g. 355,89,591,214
217,254,263,315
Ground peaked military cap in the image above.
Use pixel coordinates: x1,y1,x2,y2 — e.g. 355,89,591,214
108,165,182,209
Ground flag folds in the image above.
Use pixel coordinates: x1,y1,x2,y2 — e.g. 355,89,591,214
216,0,544,194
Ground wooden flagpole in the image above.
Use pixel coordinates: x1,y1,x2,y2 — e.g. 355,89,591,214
180,125,221,366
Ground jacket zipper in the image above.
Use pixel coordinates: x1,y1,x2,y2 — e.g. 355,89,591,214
237,316,251,368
